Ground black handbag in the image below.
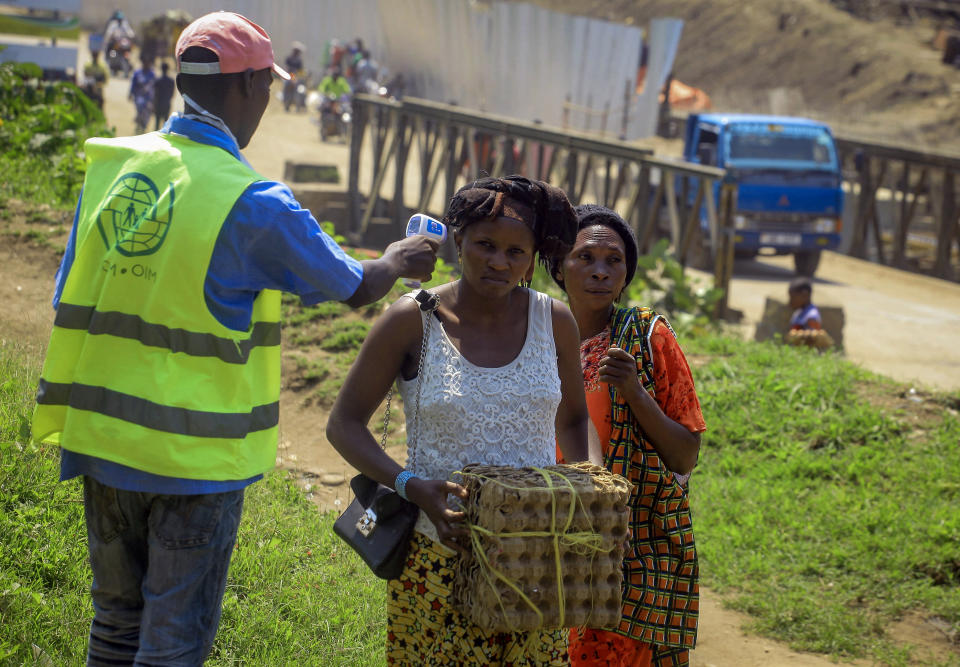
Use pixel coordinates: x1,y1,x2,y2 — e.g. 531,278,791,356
333,473,420,579
332,289,437,580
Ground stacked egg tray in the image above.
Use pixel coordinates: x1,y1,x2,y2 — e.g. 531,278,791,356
453,461,631,632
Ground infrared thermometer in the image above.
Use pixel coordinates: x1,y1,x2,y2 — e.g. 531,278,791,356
403,213,447,288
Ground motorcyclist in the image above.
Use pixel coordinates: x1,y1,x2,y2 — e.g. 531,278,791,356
317,67,352,99
103,10,135,52
285,41,305,75
283,42,307,112
104,10,135,77
316,67,352,140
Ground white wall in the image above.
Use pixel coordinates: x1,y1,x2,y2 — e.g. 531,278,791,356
80,0,673,137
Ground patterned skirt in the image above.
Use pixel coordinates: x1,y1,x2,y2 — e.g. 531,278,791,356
386,532,568,666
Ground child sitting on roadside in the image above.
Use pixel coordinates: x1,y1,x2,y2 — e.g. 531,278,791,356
787,277,833,349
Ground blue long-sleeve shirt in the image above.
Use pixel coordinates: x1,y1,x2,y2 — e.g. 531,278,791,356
56,115,363,494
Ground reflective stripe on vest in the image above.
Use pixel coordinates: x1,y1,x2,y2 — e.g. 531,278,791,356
33,132,282,481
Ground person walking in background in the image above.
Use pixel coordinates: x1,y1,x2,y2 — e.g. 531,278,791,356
152,61,175,130
327,176,602,665
550,204,705,666
32,12,438,665
129,56,155,133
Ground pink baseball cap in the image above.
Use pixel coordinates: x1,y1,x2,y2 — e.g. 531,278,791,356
175,11,290,80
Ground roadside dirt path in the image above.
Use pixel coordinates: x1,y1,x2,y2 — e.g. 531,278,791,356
688,252,960,393
5,81,947,666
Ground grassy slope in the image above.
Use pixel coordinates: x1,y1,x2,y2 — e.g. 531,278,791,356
688,335,960,663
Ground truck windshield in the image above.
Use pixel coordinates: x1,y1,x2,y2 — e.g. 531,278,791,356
725,123,838,170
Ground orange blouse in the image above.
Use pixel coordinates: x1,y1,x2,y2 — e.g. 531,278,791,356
559,321,705,463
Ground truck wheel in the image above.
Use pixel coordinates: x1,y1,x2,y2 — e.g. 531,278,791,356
794,250,821,277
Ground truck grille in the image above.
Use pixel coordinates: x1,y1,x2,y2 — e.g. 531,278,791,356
742,211,814,229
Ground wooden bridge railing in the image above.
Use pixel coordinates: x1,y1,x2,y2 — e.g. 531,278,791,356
347,94,738,316
835,136,960,281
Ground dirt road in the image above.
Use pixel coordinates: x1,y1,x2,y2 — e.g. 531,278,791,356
692,252,960,392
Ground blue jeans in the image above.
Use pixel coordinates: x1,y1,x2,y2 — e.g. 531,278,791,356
82,476,245,666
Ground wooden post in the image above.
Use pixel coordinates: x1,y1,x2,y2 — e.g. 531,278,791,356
631,164,651,243
868,160,889,265
577,155,595,204
502,137,516,175
894,160,910,269
347,98,367,236
392,113,411,228
678,179,706,266
442,124,460,213
566,151,579,204
934,169,957,280
664,171,681,247
371,105,388,189
609,160,627,208
850,154,872,259
713,182,738,320
602,153,613,206
639,176,665,254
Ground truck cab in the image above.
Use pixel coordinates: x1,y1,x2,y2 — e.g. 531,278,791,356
683,113,843,276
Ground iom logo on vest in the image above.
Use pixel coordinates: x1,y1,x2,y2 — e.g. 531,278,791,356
96,172,174,256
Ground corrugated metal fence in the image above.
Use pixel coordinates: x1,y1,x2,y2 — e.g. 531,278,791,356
80,0,674,138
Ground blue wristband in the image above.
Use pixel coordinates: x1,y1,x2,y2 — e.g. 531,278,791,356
395,470,417,501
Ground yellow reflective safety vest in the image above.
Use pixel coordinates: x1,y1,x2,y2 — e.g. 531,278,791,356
33,132,281,481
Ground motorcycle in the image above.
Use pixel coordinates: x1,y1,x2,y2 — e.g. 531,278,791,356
283,73,308,113
315,93,351,141
106,37,133,78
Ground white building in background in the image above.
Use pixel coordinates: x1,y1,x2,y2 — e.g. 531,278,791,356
79,0,681,139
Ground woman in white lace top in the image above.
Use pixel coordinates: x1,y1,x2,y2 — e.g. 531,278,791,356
327,176,600,665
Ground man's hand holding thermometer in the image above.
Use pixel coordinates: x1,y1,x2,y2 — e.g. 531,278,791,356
340,213,442,307
402,214,447,289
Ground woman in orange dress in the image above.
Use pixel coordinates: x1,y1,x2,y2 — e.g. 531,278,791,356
551,204,706,667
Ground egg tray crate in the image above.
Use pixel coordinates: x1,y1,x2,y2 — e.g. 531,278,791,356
453,461,631,632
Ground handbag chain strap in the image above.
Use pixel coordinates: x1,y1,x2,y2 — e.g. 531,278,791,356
378,291,436,475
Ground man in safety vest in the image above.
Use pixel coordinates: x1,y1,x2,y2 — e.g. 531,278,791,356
32,12,437,665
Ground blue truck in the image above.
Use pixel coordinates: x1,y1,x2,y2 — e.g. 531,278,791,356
682,113,844,276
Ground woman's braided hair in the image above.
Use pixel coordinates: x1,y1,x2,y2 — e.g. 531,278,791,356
442,175,578,266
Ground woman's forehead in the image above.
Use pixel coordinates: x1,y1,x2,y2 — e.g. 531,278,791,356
575,225,625,250
465,216,535,239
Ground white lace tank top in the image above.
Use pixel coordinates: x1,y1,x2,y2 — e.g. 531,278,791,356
397,289,561,543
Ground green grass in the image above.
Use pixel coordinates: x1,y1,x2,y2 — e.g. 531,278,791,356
686,334,960,663
0,154,80,209
2,291,958,664
0,343,385,664
209,473,385,665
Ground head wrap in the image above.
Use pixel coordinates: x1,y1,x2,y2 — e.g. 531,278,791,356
443,175,578,264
